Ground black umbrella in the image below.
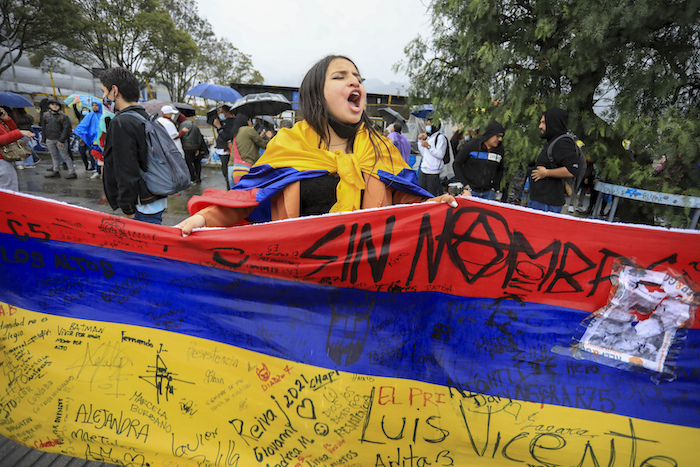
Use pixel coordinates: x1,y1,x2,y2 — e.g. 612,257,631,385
378,107,406,125
230,93,291,116
141,99,196,117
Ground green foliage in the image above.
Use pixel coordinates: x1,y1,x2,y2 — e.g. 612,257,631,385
1,0,82,75
398,0,700,227
13,0,263,102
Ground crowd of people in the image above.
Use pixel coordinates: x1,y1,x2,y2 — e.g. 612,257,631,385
1,54,605,228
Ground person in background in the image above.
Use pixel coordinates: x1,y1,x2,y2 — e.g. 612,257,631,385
453,120,506,200
417,118,448,196
158,105,187,157
528,108,580,212
213,104,236,189
100,66,166,224
177,54,460,235
42,99,76,179
387,122,411,165
4,106,38,169
0,106,35,190
73,100,104,175
231,113,272,184
178,112,207,184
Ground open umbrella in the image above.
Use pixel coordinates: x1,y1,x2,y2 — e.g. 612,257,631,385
411,104,433,119
230,93,291,116
141,99,196,117
64,94,101,109
186,83,242,103
378,107,406,125
0,91,33,108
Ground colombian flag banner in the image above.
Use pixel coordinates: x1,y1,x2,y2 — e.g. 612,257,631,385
0,189,699,467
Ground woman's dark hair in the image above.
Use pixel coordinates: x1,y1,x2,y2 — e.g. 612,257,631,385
299,55,392,162
100,67,140,103
229,112,249,140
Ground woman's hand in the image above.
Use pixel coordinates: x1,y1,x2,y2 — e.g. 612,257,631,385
20,130,35,138
428,192,469,208
176,214,206,236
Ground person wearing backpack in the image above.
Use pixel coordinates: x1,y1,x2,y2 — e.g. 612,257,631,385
528,108,581,212
100,67,168,224
417,118,449,196
453,120,506,200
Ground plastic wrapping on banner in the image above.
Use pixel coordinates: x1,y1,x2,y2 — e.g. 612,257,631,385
556,260,699,383
2,190,700,466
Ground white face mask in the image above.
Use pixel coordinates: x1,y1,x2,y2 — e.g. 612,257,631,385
426,125,432,133
218,113,226,121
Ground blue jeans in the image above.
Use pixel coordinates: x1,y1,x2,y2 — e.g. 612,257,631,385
527,199,562,212
135,210,164,224
471,189,496,200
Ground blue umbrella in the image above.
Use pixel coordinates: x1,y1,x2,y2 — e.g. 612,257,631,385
0,91,33,108
411,104,434,119
64,94,101,108
185,83,242,103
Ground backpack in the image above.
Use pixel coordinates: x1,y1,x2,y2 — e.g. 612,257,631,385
122,110,191,196
546,133,586,196
439,133,453,164
179,120,202,149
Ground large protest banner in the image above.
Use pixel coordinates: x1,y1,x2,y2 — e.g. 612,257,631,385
0,189,699,467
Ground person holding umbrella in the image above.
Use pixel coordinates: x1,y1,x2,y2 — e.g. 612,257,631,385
178,55,461,235
230,113,273,185
213,104,236,190
0,106,35,190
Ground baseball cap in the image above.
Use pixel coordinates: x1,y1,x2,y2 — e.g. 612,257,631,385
161,105,179,115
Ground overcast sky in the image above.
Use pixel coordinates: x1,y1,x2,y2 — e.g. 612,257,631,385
194,0,433,94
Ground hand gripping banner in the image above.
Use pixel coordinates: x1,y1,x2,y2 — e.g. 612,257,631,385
0,189,699,467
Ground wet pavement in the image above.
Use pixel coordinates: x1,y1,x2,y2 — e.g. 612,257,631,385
15,154,228,227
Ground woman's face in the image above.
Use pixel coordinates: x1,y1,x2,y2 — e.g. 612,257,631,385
323,58,366,125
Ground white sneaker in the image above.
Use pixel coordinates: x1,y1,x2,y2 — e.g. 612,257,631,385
567,205,574,213
576,206,587,213
90,172,101,179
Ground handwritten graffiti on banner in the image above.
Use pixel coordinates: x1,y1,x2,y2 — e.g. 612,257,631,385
0,305,696,467
2,192,699,321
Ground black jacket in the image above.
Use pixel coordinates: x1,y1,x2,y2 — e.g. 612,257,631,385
102,105,161,215
529,108,580,206
453,121,506,192
41,110,72,143
215,115,242,151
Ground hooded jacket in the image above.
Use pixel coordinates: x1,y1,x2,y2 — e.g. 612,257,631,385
453,121,506,192
41,108,72,143
529,108,580,206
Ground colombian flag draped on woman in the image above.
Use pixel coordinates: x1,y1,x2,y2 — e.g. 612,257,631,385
189,120,432,222
0,187,699,467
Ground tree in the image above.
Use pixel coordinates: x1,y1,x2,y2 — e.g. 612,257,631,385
0,0,82,76
30,0,178,73
398,0,699,226
148,0,263,101
198,37,263,86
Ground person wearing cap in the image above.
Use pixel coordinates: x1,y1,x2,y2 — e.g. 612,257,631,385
42,98,77,179
453,120,506,200
158,105,188,157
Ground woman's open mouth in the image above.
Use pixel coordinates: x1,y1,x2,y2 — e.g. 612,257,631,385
348,91,362,112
